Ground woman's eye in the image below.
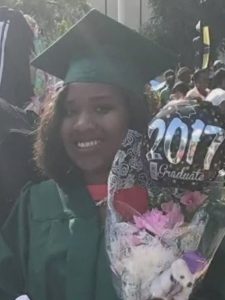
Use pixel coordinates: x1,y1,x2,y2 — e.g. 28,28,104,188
95,105,112,114
65,108,78,117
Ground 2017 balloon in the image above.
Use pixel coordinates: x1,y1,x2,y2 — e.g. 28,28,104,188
145,100,225,188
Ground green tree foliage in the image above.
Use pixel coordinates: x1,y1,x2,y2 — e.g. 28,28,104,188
143,0,225,67
2,0,91,44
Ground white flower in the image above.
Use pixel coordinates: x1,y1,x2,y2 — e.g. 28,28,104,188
120,238,176,300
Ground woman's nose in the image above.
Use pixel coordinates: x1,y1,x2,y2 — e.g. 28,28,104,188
72,112,96,131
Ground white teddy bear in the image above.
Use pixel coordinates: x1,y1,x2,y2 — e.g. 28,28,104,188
149,258,194,300
119,241,176,300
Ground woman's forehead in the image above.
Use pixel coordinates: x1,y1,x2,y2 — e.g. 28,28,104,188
66,82,124,101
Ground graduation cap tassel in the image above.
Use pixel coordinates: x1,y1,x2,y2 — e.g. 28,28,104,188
201,24,211,69
200,0,211,69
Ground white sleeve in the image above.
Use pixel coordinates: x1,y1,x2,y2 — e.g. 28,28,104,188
206,89,225,106
15,296,30,300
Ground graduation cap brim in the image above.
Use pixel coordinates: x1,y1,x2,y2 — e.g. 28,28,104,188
32,9,177,88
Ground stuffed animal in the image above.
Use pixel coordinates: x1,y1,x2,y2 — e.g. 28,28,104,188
149,258,194,300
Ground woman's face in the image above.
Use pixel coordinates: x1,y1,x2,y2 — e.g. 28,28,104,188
61,82,129,183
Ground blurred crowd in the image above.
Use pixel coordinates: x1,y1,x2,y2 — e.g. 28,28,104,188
144,60,225,117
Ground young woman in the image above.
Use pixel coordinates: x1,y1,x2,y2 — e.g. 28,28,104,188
0,9,174,300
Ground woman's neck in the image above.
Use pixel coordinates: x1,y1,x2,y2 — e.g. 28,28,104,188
83,169,109,185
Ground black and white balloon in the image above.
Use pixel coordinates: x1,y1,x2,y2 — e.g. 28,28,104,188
144,100,225,188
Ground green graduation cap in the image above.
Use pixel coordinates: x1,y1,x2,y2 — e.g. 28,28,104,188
32,9,176,95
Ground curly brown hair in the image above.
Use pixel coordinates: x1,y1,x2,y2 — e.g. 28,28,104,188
34,84,149,184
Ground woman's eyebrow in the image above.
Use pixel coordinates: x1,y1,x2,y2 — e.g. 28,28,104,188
90,95,113,101
66,94,113,103
64,99,75,106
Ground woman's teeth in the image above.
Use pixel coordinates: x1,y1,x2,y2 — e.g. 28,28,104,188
77,140,100,149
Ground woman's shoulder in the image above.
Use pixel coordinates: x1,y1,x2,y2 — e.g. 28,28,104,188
28,179,59,194
21,179,65,221
21,179,59,200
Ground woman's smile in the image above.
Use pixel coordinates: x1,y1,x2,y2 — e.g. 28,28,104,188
76,140,101,150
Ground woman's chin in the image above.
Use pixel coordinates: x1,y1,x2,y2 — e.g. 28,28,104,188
75,160,109,183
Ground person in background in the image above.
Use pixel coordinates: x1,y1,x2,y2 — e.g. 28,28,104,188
0,9,174,300
177,66,192,88
160,69,175,107
144,83,160,117
211,68,225,90
206,68,225,114
213,60,225,73
186,69,210,101
0,98,40,226
0,7,34,108
206,89,225,115
170,81,189,101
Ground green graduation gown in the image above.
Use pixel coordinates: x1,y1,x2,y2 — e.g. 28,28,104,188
0,179,120,300
0,179,225,300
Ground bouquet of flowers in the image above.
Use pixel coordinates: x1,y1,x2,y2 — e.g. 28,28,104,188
106,129,225,300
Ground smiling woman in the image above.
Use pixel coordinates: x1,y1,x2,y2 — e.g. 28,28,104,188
34,82,148,185
0,9,175,300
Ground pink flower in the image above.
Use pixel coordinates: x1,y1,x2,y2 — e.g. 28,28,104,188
134,209,170,237
161,201,184,228
133,201,184,237
134,209,169,236
180,191,207,212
